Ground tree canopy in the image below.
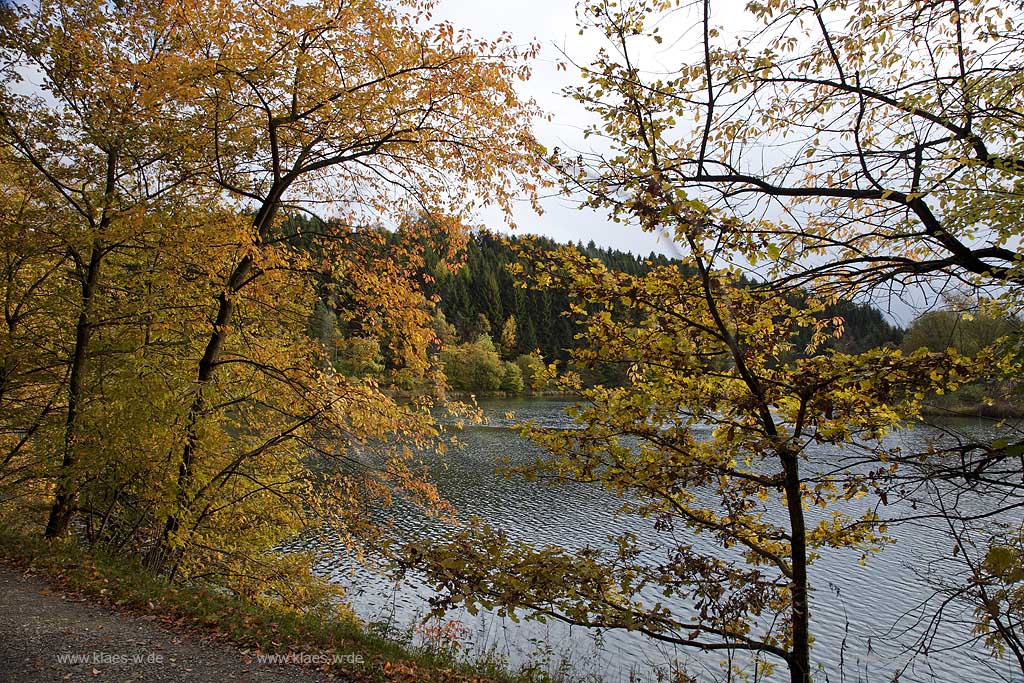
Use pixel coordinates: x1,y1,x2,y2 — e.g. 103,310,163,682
402,1,1024,681
560,0,1024,296
0,0,540,596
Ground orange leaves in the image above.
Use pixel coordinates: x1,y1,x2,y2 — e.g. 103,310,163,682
1,0,543,608
174,0,542,224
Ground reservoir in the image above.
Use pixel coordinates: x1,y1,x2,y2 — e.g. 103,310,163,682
306,398,1022,682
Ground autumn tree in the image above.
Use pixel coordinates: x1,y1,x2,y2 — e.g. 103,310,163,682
403,1,1024,680
141,0,542,572
558,0,1024,294
442,334,505,392
404,238,988,682
0,0,213,538
499,315,518,359
551,0,1024,668
0,0,542,599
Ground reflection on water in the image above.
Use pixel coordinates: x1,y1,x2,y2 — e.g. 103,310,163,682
300,398,1023,682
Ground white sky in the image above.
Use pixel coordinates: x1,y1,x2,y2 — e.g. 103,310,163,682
428,0,933,324
430,0,687,259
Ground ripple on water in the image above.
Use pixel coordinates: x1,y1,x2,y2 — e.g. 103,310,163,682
297,399,1023,683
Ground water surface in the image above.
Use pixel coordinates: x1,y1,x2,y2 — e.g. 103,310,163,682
307,398,1023,682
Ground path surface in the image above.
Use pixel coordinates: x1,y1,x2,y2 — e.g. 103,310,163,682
0,566,346,683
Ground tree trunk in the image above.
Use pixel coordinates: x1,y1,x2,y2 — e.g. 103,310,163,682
149,194,281,573
45,152,118,539
147,263,247,572
782,450,811,683
44,243,102,538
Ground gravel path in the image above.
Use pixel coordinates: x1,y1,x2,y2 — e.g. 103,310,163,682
0,565,348,683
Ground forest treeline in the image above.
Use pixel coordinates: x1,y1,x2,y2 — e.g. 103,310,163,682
423,230,905,361
300,218,905,393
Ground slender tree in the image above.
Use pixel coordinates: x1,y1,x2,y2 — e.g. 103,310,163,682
133,0,542,571
0,0,209,537
404,1,1024,679
405,238,981,682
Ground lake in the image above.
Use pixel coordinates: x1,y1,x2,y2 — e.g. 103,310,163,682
304,397,1023,682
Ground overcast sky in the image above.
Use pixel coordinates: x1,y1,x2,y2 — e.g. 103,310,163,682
429,0,687,259
426,1,932,324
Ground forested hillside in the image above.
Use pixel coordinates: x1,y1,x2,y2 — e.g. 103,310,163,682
419,230,904,363
298,218,904,391
423,231,681,362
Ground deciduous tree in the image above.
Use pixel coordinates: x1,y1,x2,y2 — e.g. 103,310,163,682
405,240,984,682
404,1,1024,679
0,0,542,600
148,0,542,571
561,0,1024,295
0,0,212,537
